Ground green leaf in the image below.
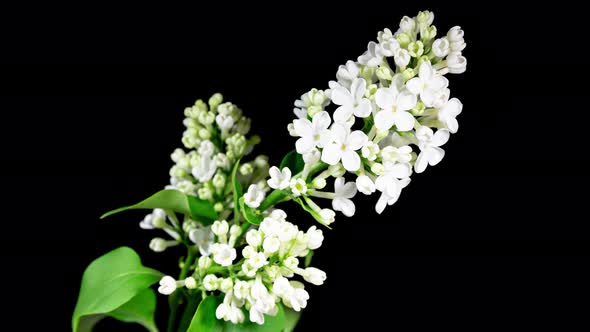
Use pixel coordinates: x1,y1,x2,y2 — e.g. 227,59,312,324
187,295,286,332
108,288,159,332
279,150,304,174
101,189,217,224
239,196,264,225
72,247,163,332
187,296,223,332
282,308,301,332
232,159,242,224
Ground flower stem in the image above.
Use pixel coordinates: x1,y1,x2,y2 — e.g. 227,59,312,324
167,247,196,332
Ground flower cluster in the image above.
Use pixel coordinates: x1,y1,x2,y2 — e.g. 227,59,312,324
285,10,466,216
141,94,270,253
158,211,325,325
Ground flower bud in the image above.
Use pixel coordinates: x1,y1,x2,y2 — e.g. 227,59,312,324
356,175,376,195
447,53,467,74
376,66,393,81
396,33,411,48
421,25,437,40
399,16,416,33
360,66,375,82
303,267,327,285
239,163,254,175
411,100,426,116
365,84,378,98
311,177,326,189
158,276,177,295
361,141,380,161
319,209,335,225
371,162,385,175
212,220,229,237
208,93,223,109
328,164,346,178
290,178,308,197
198,187,213,201
203,274,219,291
184,276,197,289
417,10,434,26
246,230,263,247
212,172,226,190
171,148,186,163
214,202,224,212
407,41,424,58
432,38,450,57
307,105,323,117
303,149,320,165
254,155,269,168
283,256,299,270
402,68,415,80
149,238,168,252
198,256,213,271
219,278,234,293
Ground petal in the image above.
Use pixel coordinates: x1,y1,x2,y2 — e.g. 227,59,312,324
446,98,463,116
331,86,354,106
375,87,394,109
282,167,292,179
388,163,411,179
334,176,345,192
333,105,354,123
333,198,355,217
354,98,372,118
318,130,333,148
351,77,366,101
430,75,449,90
293,119,313,137
313,111,332,130
340,182,358,198
330,123,349,144
268,166,280,179
321,143,342,165
405,77,423,95
374,110,395,131
347,130,367,151
447,117,459,133
375,193,389,214
419,61,433,80
421,89,436,107
296,137,315,154
396,90,417,111
428,147,445,166
392,111,415,132
341,150,361,172
414,152,428,173
432,129,450,146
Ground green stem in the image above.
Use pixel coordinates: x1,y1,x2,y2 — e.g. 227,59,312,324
258,189,289,211
167,247,197,332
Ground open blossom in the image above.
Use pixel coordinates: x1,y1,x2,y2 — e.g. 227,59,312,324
244,184,265,208
336,60,360,89
356,175,376,195
212,243,237,266
438,98,463,133
415,126,450,173
406,61,448,107
293,111,332,154
267,166,291,190
321,124,367,172
332,177,357,217
375,163,412,213
358,41,383,67
331,78,372,122
375,86,417,131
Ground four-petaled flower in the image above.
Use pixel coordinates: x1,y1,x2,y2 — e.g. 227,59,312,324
415,126,450,173
375,86,417,132
331,78,372,122
267,166,292,190
321,124,367,172
293,111,332,154
438,98,462,133
406,61,449,107
332,177,357,217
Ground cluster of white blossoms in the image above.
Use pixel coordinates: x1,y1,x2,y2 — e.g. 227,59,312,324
158,210,325,325
285,10,466,215
140,94,271,254
149,10,466,328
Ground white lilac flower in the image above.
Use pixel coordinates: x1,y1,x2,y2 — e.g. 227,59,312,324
140,208,166,229
447,26,466,53
374,86,417,132
198,140,215,157
399,16,416,33
184,277,197,289
358,41,383,67
438,98,463,133
406,61,449,107
244,184,266,208
377,28,399,57
203,274,219,291
192,156,217,182
212,243,237,267
302,148,320,165
361,141,380,161
336,60,360,89
332,177,357,217
447,53,467,74
302,267,327,285
380,145,413,164
375,163,412,213
158,276,178,295
321,124,367,172
432,38,450,57
331,78,372,122
305,226,324,250
189,227,214,256
290,178,308,197
356,175,376,195
293,111,332,154
216,113,234,130
393,48,411,67
267,166,291,190
415,126,450,173
246,229,263,247
212,220,229,237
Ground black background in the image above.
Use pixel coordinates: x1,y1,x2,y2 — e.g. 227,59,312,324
1,2,588,331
